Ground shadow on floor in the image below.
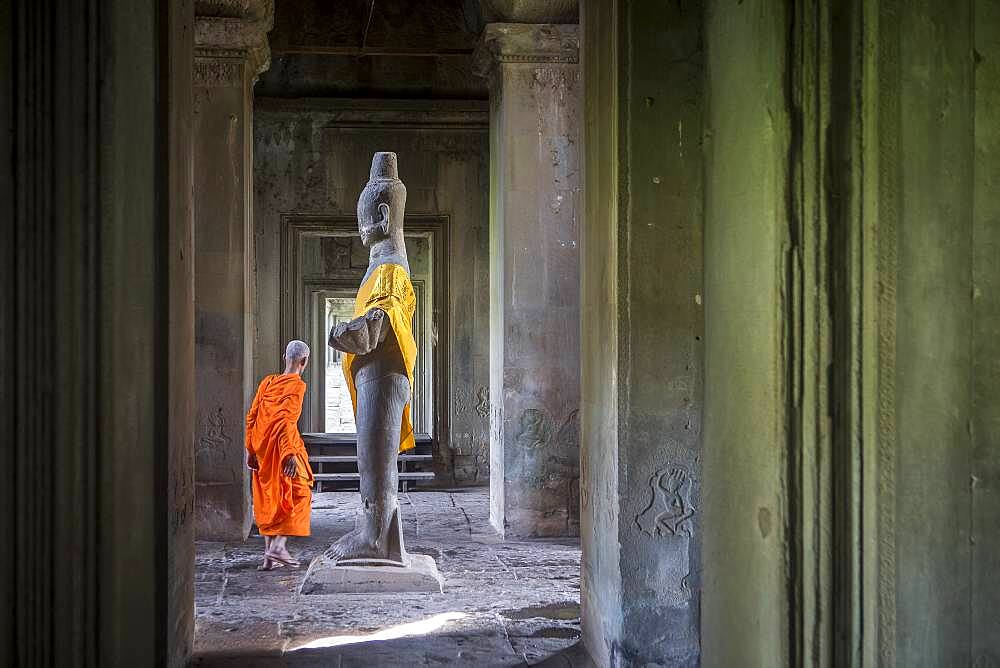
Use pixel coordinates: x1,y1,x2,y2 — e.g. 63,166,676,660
192,639,597,668
194,489,583,667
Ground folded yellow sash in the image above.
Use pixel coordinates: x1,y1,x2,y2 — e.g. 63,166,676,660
341,263,417,453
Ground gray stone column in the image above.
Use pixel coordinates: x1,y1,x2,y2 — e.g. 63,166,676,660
193,0,273,541
475,24,581,538
580,1,704,664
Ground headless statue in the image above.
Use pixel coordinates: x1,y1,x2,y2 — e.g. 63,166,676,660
325,152,416,565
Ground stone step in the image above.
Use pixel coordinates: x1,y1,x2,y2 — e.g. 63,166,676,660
302,432,434,447
313,472,436,482
309,454,433,463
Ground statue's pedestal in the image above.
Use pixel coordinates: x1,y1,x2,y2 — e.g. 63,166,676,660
299,554,444,595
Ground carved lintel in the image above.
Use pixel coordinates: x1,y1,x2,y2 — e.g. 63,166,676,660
195,0,266,19
193,58,244,88
473,23,579,79
195,0,274,77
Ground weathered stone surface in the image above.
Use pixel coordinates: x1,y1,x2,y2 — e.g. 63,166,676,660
257,0,487,99
474,23,578,75
193,0,274,541
580,1,703,665
893,2,979,664
195,0,273,76
194,490,581,664
698,1,1000,666
300,553,444,595
320,151,421,566
973,1,1000,660
699,2,793,665
477,23,581,539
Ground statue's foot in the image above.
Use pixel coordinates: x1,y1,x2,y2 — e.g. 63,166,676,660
323,527,387,562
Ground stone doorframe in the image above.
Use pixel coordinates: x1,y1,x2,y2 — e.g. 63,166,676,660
279,214,452,456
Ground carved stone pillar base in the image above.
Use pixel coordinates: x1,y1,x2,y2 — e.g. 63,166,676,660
299,554,444,595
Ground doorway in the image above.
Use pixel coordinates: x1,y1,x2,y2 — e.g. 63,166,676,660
282,215,447,443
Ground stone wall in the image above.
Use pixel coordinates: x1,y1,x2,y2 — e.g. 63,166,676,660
252,98,491,485
698,0,1000,665
892,0,998,663
192,0,273,542
580,1,704,664
256,0,487,99
972,1,1000,658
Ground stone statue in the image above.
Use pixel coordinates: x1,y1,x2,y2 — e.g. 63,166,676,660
324,152,418,566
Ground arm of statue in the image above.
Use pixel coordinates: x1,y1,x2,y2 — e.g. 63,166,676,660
328,308,390,355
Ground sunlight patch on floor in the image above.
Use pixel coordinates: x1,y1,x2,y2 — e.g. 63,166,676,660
290,611,468,650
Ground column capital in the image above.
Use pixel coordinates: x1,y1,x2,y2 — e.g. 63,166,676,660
194,0,274,78
473,23,579,78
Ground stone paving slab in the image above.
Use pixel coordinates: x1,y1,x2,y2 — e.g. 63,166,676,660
195,489,581,666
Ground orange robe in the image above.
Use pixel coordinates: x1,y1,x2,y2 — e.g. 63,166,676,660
341,263,418,453
245,373,315,536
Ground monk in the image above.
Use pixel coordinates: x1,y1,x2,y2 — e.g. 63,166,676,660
245,340,315,570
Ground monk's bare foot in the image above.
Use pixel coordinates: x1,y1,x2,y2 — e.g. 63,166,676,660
264,547,300,568
257,557,286,571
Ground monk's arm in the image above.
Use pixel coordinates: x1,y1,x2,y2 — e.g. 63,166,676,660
278,390,307,477
246,378,269,434
245,380,267,469
327,308,390,355
277,422,304,477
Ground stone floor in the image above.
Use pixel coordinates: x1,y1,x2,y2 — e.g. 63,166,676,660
194,488,591,667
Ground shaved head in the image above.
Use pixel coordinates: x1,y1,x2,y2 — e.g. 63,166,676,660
284,339,310,362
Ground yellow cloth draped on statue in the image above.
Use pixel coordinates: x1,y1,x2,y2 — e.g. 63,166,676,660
341,262,418,453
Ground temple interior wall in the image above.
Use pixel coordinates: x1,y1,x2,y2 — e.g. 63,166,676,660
252,99,491,485
580,1,704,664
698,0,1000,665
256,0,486,100
892,0,1000,662
582,0,1000,665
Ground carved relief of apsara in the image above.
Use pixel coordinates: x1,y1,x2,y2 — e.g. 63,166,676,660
636,465,695,538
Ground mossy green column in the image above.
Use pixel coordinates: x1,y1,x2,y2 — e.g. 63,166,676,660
696,0,1000,664
701,1,792,665
972,0,1000,660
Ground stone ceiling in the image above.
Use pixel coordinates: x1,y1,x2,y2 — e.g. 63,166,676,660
268,0,482,56
255,0,577,99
